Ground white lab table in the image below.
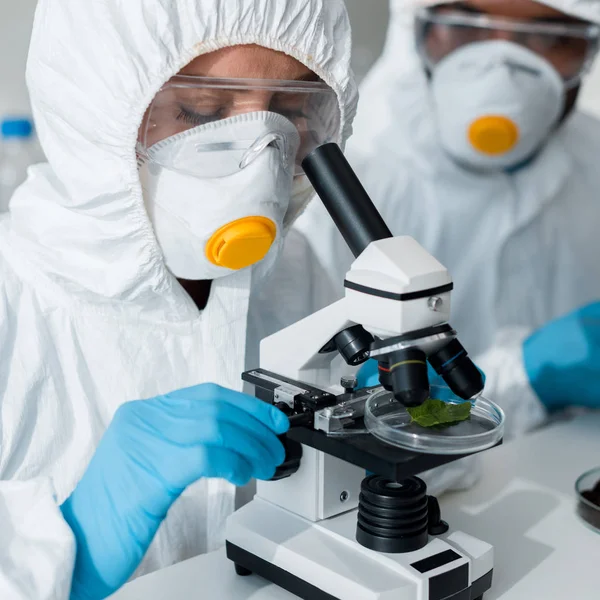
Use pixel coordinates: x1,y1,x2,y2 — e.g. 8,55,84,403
113,413,600,599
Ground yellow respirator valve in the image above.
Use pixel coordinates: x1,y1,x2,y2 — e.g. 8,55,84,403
468,116,520,156
205,216,277,270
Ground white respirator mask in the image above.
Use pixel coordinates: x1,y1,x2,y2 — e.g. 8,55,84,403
430,40,566,172
139,112,300,280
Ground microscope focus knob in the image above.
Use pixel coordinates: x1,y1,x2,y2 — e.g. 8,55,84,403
269,436,302,481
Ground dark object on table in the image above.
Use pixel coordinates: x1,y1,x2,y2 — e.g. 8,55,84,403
576,469,600,532
582,479,600,507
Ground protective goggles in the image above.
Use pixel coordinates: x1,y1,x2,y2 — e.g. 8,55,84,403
415,7,600,87
138,75,341,176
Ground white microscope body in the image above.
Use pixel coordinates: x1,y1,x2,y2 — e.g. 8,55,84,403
226,237,493,600
226,143,494,600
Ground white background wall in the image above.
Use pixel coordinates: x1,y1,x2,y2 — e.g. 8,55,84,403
0,0,37,118
1,0,599,122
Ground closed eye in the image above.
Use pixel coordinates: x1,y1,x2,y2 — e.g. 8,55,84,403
176,104,223,126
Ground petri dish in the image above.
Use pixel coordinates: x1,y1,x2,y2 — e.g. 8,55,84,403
364,385,505,455
575,467,600,534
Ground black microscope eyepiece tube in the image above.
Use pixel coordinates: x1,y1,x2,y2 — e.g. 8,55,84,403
301,143,393,258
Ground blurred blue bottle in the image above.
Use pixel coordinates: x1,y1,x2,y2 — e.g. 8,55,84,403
0,117,35,212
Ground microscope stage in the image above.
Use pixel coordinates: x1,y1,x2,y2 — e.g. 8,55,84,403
288,424,474,482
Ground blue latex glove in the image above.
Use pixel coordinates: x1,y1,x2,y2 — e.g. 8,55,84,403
524,302,600,410
357,359,485,401
61,384,289,600
356,358,382,389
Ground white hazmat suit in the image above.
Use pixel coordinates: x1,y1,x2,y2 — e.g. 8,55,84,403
0,0,356,597
296,0,600,439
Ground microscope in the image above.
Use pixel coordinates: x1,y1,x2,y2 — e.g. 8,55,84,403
226,144,502,600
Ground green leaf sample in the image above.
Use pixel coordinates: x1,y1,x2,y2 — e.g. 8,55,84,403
407,398,471,429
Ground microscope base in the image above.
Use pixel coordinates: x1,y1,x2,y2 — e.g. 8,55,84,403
226,498,494,600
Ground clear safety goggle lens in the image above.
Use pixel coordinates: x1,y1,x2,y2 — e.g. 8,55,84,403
416,7,600,87
139,75,341,176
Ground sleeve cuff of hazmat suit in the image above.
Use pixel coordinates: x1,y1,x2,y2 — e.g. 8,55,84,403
0,478,76,600
476,326,548,440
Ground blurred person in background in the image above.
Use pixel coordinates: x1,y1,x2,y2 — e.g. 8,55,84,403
296,0,600,436
0,0,356,598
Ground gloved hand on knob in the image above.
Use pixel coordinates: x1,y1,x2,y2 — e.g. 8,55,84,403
61,384,289,600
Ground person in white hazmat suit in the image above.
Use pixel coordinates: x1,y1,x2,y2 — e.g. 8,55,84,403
296,0,600,440
0,0,357,598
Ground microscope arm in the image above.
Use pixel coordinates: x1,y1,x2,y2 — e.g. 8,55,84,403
260,299,356,391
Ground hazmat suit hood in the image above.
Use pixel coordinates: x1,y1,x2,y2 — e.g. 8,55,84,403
11,0,357,311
